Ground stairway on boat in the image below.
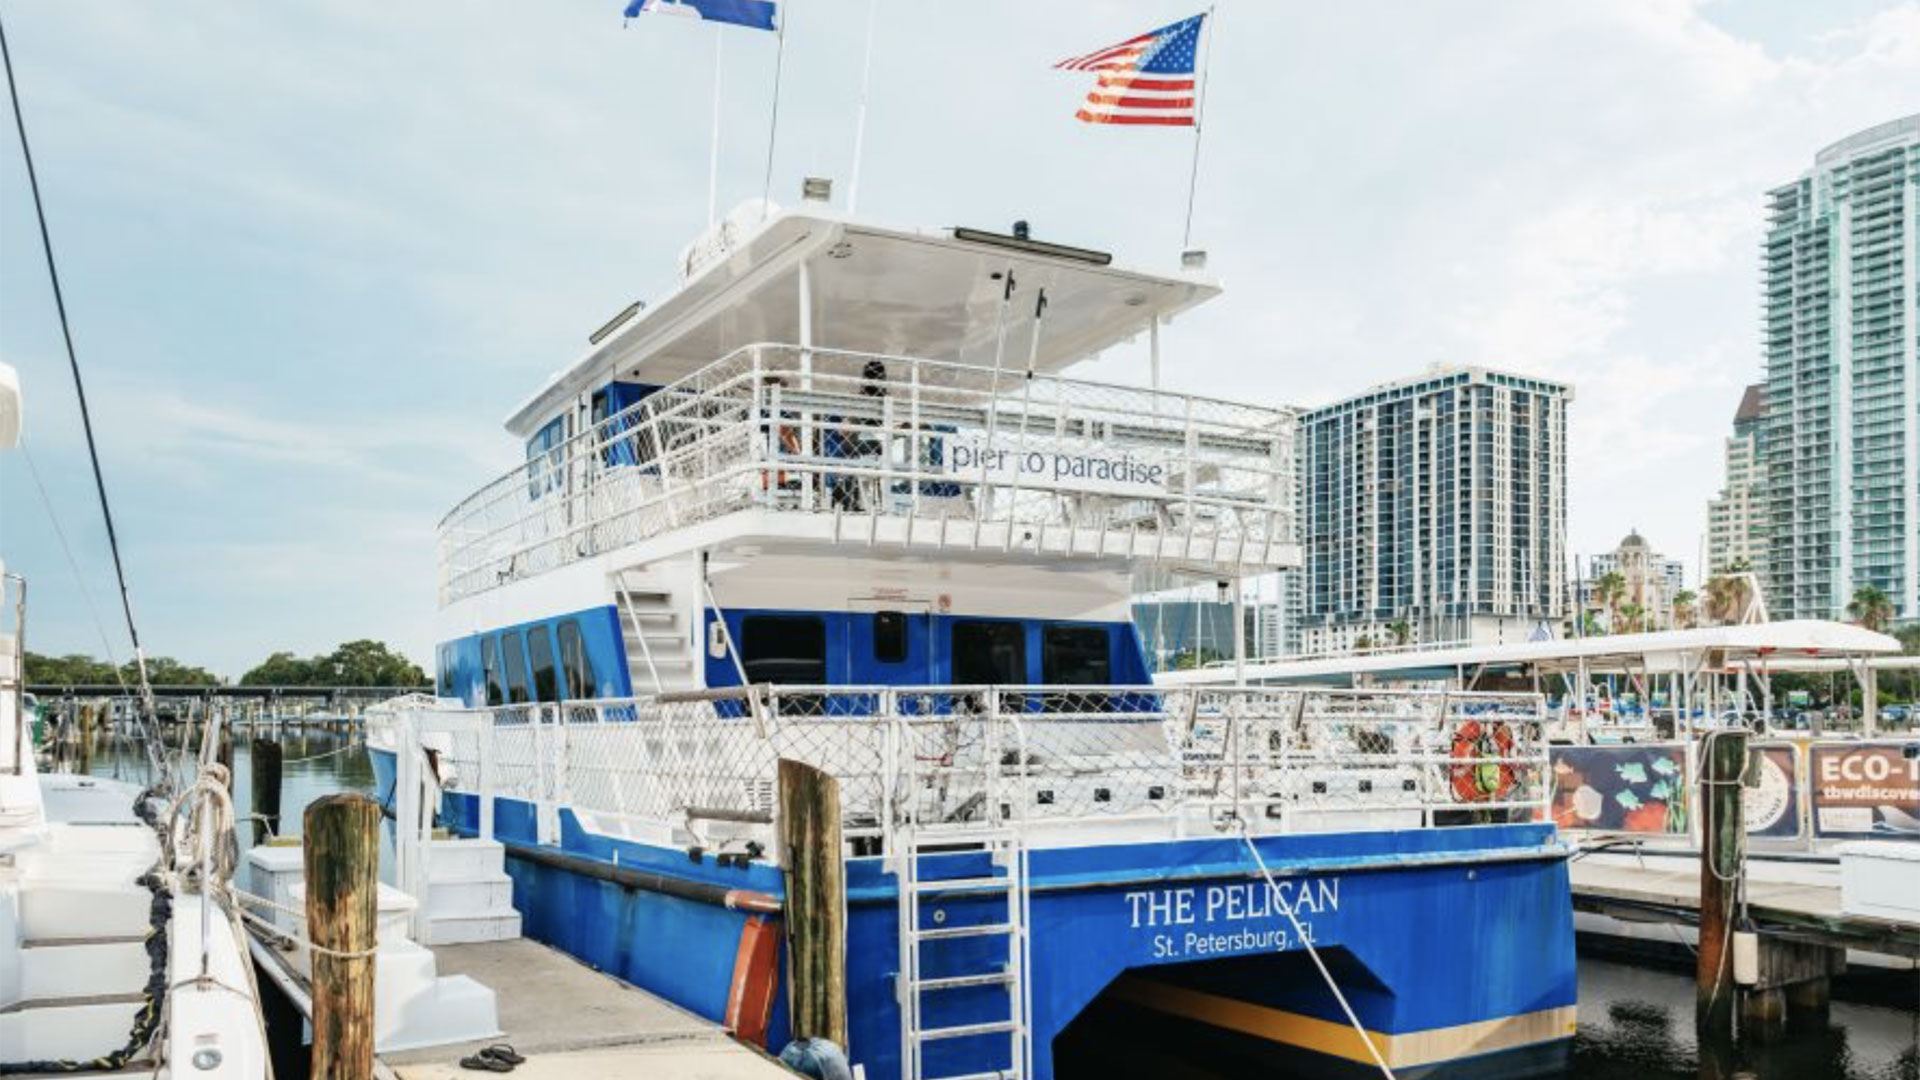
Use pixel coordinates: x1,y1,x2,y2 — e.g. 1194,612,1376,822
615,570,701,696
1,815,164,1066
247,834,518,1051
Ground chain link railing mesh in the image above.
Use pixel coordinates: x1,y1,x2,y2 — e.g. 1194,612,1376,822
438,345,1297,604
385,687,1548,855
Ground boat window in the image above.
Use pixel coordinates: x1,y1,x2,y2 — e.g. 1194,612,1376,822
525,416,567,498
435,644,454,697
952,621,1026,685
558,619,595,699
873,611,908,664
740,615,827,684
500,630,531,704
1042,625,1110,685
481,636,504,707
527,626,559,703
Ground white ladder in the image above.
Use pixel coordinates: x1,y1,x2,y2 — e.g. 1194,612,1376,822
896,825,1031,1080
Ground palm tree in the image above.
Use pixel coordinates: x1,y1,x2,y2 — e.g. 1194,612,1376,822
1592,571,1626,634
1847,586,1894,632
1386,619,1412,648
1619,602,1645,635
1703,574,1749,625
1672,589,1698,630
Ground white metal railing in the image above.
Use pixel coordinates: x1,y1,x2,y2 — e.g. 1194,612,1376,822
2,572,24,774
437,344,1297,604
376,686,1550,864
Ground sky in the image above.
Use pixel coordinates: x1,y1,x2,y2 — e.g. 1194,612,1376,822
1,1,1917,678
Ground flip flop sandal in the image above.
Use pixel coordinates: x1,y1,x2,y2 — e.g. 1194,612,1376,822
481,1045,526,1066
459,1053,513,1072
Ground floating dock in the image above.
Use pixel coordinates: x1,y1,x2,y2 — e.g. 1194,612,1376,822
1570,851,1920,959
380,939,794,1079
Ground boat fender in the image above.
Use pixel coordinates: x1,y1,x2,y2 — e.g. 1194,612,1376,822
1732,927,1760,986
778,1038,853,1080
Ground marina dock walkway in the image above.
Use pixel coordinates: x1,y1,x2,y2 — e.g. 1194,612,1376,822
1570,852,1920,960
380,939,795,1080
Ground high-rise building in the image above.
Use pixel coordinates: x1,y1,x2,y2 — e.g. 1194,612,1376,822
1296,366,1572,653
1761,115,1919,626
1706,384,1767,575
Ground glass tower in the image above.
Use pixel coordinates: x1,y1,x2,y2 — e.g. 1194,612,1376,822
1762,115,1920,625
1296,367,1571,652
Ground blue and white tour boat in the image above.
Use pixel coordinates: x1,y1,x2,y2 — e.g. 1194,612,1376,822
371,196,1577,1079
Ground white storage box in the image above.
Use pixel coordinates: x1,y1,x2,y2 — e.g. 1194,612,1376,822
1836,840,1920,921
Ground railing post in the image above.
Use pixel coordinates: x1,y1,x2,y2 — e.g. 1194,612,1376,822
477,711,496,842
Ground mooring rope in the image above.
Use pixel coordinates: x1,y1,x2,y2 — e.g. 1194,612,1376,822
1237,824,1399,1080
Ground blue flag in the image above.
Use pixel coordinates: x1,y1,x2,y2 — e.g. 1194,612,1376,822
623,0,778,32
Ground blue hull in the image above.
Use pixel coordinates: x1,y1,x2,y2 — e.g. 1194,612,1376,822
396,762,1574,1080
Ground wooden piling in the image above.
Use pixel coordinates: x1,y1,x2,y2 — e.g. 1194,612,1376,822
76,701,96,773
304,793,381,1080
777,758,847,1049
215,718,234,790
251,737,284,841
1696,728,1746,1035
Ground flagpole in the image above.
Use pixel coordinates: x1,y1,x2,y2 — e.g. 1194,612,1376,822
1181,4,1218,251
708,31,724,226
846,0,879,215
759,1,790,220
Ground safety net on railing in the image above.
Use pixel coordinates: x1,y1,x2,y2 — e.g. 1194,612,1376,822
383,686,1548,852
437,345,1297,604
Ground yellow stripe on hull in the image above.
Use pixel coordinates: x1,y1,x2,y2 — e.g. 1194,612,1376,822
1109,975,1578,1070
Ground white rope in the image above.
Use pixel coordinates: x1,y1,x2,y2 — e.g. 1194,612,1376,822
280,740,363,765
1238,825,1398,1080
229,886,382,961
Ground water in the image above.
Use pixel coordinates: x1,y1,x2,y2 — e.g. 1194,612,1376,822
73,727,1920,1079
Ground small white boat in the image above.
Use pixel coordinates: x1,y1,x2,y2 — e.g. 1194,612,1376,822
1,361,266,1078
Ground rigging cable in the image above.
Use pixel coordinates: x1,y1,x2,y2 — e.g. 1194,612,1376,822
0,10,165,782
17,443,128,689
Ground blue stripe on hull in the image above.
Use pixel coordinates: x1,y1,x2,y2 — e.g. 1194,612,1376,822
426,787,1575,1080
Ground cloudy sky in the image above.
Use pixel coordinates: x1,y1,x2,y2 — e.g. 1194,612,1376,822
2,1,1917,677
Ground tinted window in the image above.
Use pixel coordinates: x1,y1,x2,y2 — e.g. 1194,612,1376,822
952,621,1026,685
525,416,567,497
528,627,559,703
741,616,827,684
873,611,908,664
1043,625,1110,685
500,631,531,704
481,636,504,706
436,644,454,697
558,619,595,700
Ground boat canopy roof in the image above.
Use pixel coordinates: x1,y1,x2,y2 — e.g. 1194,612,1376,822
1160,619,1906,685
506,208,1220,437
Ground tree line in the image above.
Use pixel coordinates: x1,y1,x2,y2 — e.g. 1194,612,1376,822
24,639,426,688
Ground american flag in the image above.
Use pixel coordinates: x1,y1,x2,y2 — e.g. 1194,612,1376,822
1054,13,1207,127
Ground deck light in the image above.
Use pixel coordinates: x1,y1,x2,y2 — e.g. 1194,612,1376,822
589,300,645,345
951,226,1112,266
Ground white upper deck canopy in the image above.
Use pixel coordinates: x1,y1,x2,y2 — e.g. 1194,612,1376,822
506,207,1220,438
1160,620,1906,685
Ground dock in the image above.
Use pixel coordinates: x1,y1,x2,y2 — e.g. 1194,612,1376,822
380,939,794,1079
1570,851,1920,960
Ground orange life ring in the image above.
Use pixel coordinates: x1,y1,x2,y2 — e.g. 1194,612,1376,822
1449,719,1517,803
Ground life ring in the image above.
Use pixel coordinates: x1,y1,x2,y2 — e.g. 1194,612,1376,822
1449,720,1517,803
